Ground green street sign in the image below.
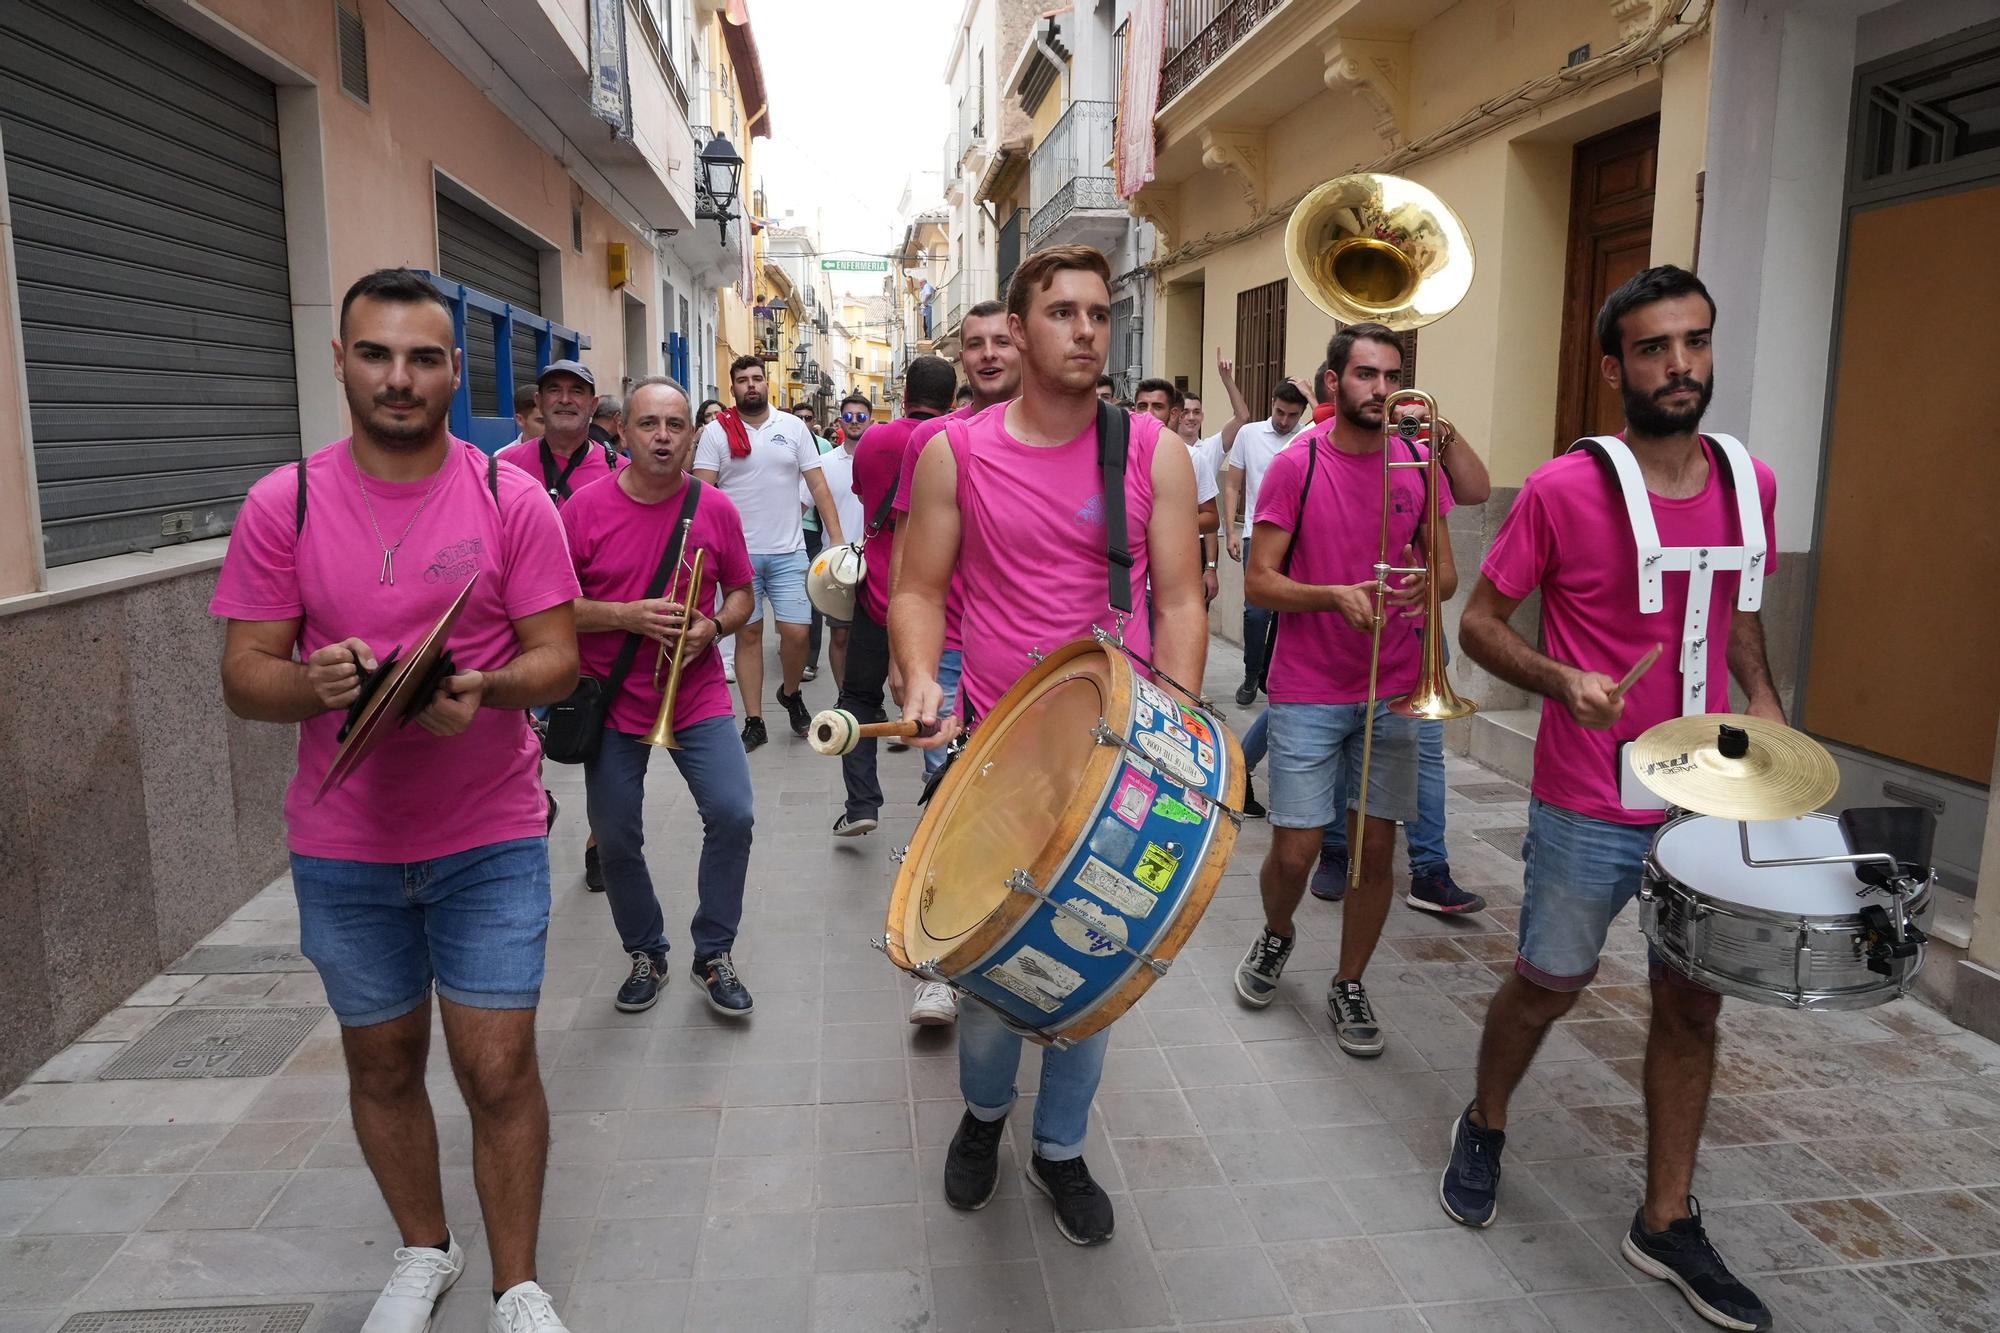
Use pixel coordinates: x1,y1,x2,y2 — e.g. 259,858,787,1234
820,259,889,272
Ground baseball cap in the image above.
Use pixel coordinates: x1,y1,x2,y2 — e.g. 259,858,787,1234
537,359,596,389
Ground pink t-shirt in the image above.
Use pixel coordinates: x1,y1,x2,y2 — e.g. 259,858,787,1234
895,405,978,651
1255,428,1454,704
1483,439,1780,824
494,437,621,509
562,473,755,737
850,416,925,628
210,439,581,861
942,403,1161,720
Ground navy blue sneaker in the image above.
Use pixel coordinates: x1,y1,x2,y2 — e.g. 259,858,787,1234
1622,1198,1772,1331
1407,866,1485,915
693,952,754,1017
1309,848,1348,902
1439,1102,1505,1227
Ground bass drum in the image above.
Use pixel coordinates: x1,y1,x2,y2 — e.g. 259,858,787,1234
884,638,1243,1045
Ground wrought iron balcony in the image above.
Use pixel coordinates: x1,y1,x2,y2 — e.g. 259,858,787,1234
1028,101,1124,252
942,267,995,335
1160,0,1285,104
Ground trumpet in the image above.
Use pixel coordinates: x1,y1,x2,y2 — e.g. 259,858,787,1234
643,520,705,751
1281,172,1478,889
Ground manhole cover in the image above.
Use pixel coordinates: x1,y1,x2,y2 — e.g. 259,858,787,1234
166,946,313,975
59,1307,312,1333
1474,824,1531,861
97,1008,325,1080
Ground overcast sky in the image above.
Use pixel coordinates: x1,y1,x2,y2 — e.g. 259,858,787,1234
746,0,959,300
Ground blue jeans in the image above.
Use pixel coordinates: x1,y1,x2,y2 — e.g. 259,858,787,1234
290,838,550,1026
1240,534,1272,684
1246,711,1449,875
748,549,812,625
957,999,1109,1160
922,649,964,777
584,716,755,958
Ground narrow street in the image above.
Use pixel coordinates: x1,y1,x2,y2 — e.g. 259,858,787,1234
6,638,1998,1332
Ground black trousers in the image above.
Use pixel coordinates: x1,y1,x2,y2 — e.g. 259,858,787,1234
836,604,890,820
804,525,825,666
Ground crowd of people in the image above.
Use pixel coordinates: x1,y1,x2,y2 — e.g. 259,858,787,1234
209,250,1782,1332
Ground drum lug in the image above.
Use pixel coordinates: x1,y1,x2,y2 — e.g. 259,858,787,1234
1005,868,1171,976
890,845,908,864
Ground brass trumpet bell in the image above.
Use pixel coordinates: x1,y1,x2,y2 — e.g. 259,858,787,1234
1283,173,1474,330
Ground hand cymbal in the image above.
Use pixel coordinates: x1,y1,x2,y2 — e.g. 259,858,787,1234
1627,713,1839,821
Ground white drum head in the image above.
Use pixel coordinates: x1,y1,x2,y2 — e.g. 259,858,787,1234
1652,814,1862,914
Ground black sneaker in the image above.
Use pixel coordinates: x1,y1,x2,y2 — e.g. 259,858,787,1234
1328,978,1385,1057
832,813,878,837
1622,1198,1772,1331
1233,926,1294,1008
583,843,605,893
693,952,754,1016
1308,848,1349,902
544,789,559,833
1408,866,1485,915
1242,774,1267,820
944,1109,1007,1210
741,717,768,751
614,950,667,1012
777,686,812,738
1439,1102,1505,1227
1234,679,1258,706
1028,1153,1115,1246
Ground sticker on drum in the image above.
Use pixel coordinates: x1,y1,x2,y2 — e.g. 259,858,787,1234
1052,897,1129,959
1134,700,1156,728
1178,709,1214,745
1197,742,1215,773
1112,770,1156,828
1152,794,1203,824
1135,842,1181,892
984,945,1085,1013
1137,731,1204,788
1184,790,1212,817
1136,678,1174,715
1088,816,1139,864
1164,722,1190,747
1076,856,1156,918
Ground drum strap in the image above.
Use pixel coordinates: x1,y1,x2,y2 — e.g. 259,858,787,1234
1097,399,1135,620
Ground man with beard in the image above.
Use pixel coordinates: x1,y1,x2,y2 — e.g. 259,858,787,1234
1220,380,1310,706
211,269,580,1332
897,246,1203,1245
566,378,759,1018
694,357,847,747
496,361,619,507
1232,322,1459,1059
1443,267,1779,1333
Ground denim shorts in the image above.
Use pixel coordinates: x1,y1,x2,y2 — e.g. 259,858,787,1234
1266,700,1419,829
1517,798,1676,991
290,837,550,1026
748,549,812,625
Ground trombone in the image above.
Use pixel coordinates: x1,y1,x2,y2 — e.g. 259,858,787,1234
1281,172,1478,890
644,519,706,751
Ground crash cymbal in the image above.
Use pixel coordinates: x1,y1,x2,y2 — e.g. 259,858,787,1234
315,572,481,802
1628,713,1839,821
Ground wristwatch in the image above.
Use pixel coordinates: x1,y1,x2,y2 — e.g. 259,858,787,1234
1204,560,1218,570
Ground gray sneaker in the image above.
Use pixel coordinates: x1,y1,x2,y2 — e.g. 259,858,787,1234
1328,978,1385,1057
1234,927,1295,1007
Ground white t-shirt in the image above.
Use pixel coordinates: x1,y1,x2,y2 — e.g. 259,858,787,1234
1187,431,1223,506
1229,418,1305,539
815,447,866,544
695,410,826,554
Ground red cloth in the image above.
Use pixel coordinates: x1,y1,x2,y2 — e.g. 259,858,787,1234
717,408,754,459
1312,402,1336,425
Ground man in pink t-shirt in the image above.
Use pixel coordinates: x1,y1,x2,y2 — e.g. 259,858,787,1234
832,356,957,843
211,270,581,1329
896,245,1203,1248
566,378,758,1019
494,359,620,508
1442,268,1780,1333
1231,324,1474,1062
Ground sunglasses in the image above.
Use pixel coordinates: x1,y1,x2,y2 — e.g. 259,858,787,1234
840,412,869,423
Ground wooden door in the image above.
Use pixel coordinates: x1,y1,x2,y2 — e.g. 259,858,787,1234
1803,184,2000,783
1554,116,1660,452
1235,279,1287,412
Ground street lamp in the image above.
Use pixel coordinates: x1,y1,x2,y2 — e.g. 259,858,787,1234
696,134,744,244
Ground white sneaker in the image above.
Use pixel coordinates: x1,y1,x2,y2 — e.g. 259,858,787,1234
490,1280,570,1333
360,1236,463,1333
909,980,958,1026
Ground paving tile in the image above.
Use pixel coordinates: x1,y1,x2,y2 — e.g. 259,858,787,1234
17,1173,179,1234
1875,1186,2000,1257
1266,1236,1404,1313
0,1233,125,1304
812,1269,930,1333
597,1156,712,1218
1037,1221,1172,1329
1305,1309,1429,1332
695,1209,813,1279
0,1126,122,1178
81,1226,405,1297
1481,1220,1633,1293
930,1259,1055,1333
1534,1286,1673,1330
1416,1299,1557,1332
1723,1266,1914,1332
1693,1201,1838,1273
1157,1244,1292,1323
146,1169,289,1230
1133,1185,1251,1249
1374,1226,1525,1304
197,1119,326,1171
0,1179,67,1237
816,1148,918,1206
818,1099,913,1152
1782,1195,1944,1263
1111,1135,1224,1190
565,1279,690,1331
85,1123,232,1175
684,1275,813,1331
925,1196,1041,1267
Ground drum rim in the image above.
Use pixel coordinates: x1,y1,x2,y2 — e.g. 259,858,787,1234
1640,920,1927,1011
1646,811,1936,928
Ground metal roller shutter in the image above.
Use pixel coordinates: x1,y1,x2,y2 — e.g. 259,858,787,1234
436,194,544,413
0,0,299,566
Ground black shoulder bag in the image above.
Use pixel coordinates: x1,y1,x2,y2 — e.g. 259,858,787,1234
538,439,616,503
541,478,704,764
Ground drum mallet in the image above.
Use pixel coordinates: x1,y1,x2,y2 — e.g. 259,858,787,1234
809,709,941,756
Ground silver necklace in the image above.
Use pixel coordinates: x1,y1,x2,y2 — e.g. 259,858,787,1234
354,452,445,584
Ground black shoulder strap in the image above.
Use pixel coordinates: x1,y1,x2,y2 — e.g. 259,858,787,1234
1097,400,1134,615
602,440,618,470
539,438,592,500
488,452,500,507
295,458,309,535
867,486,898,538
603,478,703,701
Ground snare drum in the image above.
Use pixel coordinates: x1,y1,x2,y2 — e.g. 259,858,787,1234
884,637,1244,1045
1640,812,1932,1010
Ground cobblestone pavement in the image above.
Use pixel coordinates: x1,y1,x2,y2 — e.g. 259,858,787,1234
6,638,2000,1331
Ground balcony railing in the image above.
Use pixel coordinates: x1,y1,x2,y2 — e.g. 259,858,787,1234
1160,0,1285,104
1029,101,1119,250
942,268,994,334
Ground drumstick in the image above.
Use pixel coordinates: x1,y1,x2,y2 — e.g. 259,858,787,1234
1609,644,1663,702
808,708,940,756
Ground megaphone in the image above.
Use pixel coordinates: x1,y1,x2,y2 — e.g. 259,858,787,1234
807,541,867,621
